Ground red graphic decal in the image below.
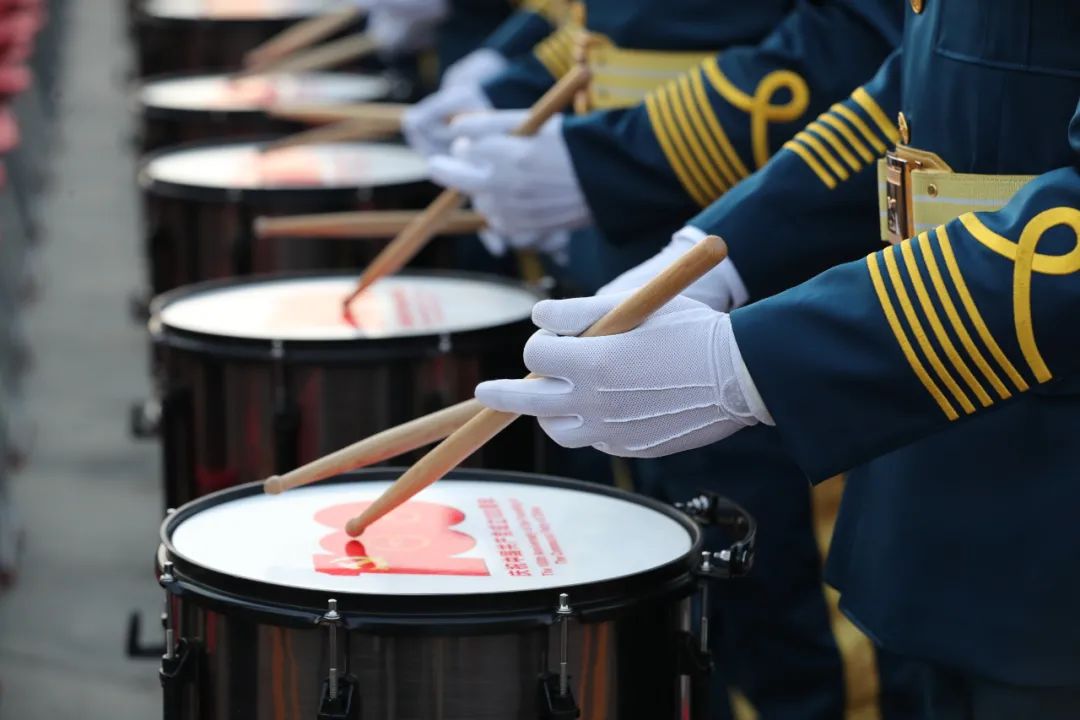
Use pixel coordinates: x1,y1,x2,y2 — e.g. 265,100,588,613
479,498,532,577
312,501,490,577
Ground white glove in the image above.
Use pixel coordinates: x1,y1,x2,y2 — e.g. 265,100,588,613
475,293,772,458
352,0,447,21
402,84,491,158
441,48,508,89
599,226,749,312
477,228,571,262
428,112,591,240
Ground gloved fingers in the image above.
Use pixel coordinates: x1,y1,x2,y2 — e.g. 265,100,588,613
538,416,592,449
477,228,508,257
447,109,529,141
530,294,626,336
427,153,493,194
474,376,575,416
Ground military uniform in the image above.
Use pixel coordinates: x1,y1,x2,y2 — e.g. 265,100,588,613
689,1,1080,714
437,0,516,72
460,2,925,718
481,0,568,60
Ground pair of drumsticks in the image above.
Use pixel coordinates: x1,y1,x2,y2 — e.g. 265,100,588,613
242,11,730,535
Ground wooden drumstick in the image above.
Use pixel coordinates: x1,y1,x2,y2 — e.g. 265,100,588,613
340,64,591,324
269,102,409,125
255,209,487,238
261,117,401,152
245,6,364,71
263,399,484,494
237,32,379,78
344,235,729,536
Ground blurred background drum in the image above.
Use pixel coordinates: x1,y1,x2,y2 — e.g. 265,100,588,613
132,0,355,77
135,71,399,153
137,139,438,300
157,469,707,719
149,273,546,508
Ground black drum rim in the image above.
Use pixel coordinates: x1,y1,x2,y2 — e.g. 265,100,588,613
160,468,705,631
148,269,545,363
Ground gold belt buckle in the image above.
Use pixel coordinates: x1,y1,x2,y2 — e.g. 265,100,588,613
885,149,919,245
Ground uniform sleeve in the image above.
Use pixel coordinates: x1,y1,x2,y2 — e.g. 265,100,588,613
481,21,574,108
731,121,1080,481
483,0,567,58
563,0,903,246
694,50,902,299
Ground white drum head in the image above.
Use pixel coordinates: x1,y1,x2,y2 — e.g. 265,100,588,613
144,141,427,191
145,0,332,20
170,478,694,595
140,73,389,113
159,275,539,340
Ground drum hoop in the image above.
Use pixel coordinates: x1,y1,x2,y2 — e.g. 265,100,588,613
137,136,427,203
160,468,705,630
149,269,545,363
135,71,391,123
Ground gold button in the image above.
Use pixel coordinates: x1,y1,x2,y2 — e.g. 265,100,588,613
911,0,924,14
898,112,910,144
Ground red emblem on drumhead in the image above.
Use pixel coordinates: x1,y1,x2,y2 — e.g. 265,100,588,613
312,501,490,577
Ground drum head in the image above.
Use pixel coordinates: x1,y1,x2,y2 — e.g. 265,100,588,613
138,72,390,116
143,0,330,20
163,469,701,621
156,272,540,344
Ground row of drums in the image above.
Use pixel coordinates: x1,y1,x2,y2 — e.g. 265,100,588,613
123,4,753,719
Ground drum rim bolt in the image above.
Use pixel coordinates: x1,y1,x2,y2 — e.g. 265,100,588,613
160,561,177,661
556,593,572,698
321,598,342,701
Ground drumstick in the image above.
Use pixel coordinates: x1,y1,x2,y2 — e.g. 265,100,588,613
237,32,379,78
245,6,364,71
269,102,409,125
255,209,487,238
261,117,401,152
344,235,729,536
340,64,591,325
263,399,483,494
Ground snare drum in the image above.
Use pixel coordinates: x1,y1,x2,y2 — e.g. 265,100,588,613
139,139,437,298
156,468,713,719
134,0,351,77
136,72,396,153
150,272,545,508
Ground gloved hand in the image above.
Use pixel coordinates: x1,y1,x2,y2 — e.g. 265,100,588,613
441,47,508,89
356,0,447,56
402,83,491,158
599,226,749,312
427,111,592,242
475,293,772,458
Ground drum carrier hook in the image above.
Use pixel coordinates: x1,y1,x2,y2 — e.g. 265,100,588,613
675,493,758,720
538,593,580,719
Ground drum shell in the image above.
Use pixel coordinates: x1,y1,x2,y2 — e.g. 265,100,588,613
133,15,352,77
152,286,543,508
168,592,691,720
139,108,303,155
140,175,439,296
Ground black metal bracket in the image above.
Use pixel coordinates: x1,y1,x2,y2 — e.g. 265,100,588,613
677,492,756,578
161,639,198,720
318,675,361,720
537,672,580,719
125,610,166,659
129,398,162,439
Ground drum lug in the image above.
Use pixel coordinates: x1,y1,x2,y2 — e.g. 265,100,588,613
129,397,162,439
160,638,198,720
317,599,360,719
675,628,713,720
537,593,580,719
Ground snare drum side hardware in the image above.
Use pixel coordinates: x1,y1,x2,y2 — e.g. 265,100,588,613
537,593,581,719
158,562,200,720
317,599,362,720
676,493,757,578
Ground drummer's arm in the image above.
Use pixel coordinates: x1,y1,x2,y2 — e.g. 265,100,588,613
480,19,573,108
482,0,568,59
730,151,1080,482
561,0,902,246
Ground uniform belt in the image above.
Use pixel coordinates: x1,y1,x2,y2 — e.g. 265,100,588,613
877,145,1035,244
575,33,712,111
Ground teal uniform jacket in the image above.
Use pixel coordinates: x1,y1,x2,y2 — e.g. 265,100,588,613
562,0,903,249
700,0,1080,686
482,1,560,58
438,0,515,72
482,0,796,110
